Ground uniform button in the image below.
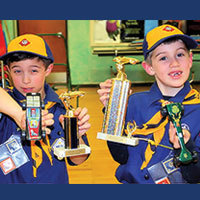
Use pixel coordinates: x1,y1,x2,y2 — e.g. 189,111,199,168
144,174,149,180
57,131,62,135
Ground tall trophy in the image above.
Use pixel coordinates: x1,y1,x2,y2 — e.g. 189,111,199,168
53,91,91,160
97,56,140,146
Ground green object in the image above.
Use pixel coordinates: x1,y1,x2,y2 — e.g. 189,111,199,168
163,103,193,164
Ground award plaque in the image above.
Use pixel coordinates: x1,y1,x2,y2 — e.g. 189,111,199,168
54,91,91,160
97,56,140,146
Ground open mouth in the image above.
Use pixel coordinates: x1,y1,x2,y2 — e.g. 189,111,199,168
168,71,183,78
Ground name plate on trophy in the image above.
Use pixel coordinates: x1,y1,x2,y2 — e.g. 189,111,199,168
97,56,140,146
53,91,91,159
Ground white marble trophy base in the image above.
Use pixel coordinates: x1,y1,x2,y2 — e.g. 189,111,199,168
54,144,91,160
97,132,139,146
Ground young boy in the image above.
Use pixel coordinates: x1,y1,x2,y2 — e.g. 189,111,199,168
0,34,91,184
97,24,200,184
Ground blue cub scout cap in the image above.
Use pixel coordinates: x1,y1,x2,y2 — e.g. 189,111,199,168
0,34,54,63
143,24,198,59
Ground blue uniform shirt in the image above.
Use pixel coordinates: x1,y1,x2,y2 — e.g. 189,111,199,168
0,83,89,184
108,81,200,184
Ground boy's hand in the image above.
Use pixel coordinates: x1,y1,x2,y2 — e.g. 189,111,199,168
169,122,191,149
75,107,91,136
59,107,91,137
21,110,54,135
97,79,112,106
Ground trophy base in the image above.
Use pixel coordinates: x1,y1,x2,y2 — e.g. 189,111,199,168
97,132,139,146
54,144,91,160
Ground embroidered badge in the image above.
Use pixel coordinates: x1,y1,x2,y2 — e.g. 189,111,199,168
163,26,174,32
181,123,190,131
6,139,20,154
51,138,65,151
0,135,30,175
19,38,30,46
0,157,16,175
162,157,177,174
155,177,170,184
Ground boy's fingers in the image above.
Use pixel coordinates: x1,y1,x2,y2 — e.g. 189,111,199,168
78,123,91,135
45,127,51,135
42,118,54,127
97,88,111,96
78,114,90,126
75,107,88,119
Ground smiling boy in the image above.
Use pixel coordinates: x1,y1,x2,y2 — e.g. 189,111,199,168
98,24,200,183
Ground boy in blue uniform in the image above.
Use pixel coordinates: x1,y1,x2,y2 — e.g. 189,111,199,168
98,24,200,183
0,34,91,183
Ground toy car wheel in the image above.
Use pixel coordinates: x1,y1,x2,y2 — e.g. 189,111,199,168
161,107,167,117
181,104,184,115
173,155,181,168
42,130,46,139
22,102,26,110
192,151,198,163
41,102,45,110
21,130,26,141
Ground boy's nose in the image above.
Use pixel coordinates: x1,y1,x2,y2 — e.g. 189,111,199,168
170,58,180,67
22,75,31,83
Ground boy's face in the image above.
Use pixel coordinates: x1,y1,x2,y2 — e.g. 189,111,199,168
7,58,53,99
142,40,193,96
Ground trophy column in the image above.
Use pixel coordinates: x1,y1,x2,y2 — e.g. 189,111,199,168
97,56,140,146
64,110,79,149
53,91,91,159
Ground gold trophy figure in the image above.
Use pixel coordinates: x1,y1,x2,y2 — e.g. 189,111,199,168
97,56,140,146
53,91,91,160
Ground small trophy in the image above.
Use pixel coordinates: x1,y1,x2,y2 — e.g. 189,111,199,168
97,56,140,146
53,91,91,160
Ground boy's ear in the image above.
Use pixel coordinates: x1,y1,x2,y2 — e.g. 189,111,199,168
189,51,193,69
45,64,54,77
5,65,10,72
142,61,155,76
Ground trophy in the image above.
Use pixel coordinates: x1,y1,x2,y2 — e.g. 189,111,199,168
97,56,140,146
53,91,91,160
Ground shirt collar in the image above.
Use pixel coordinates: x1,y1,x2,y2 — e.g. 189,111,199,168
12,83,63,105
148,80,192,105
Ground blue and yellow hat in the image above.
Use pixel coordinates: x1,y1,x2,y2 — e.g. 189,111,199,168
143,24,198,59
0,34,54,63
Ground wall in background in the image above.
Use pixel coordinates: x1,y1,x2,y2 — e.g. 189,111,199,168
1,20,17,44
2,20,200,86
68,20,155,85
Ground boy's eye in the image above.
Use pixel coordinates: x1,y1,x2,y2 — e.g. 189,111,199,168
159,56,167,61
177,53,184,57
13,70,21,74
32,69,38,73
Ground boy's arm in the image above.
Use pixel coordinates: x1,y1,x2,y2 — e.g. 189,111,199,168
0,87,23,127
0,88,54,133
107,141,129,164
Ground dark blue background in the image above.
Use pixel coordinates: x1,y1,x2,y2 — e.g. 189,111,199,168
1,0,200,199
1,0,200,19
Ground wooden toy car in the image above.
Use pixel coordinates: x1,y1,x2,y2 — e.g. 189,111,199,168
22,93,45,141
161,103,198,167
